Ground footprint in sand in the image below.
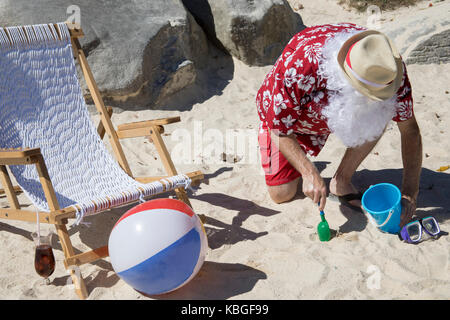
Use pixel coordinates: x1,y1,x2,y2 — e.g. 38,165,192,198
309,232,318,241
336,231,359,242
21,287,37,298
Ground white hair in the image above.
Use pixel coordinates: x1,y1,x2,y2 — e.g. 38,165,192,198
317,31,398,148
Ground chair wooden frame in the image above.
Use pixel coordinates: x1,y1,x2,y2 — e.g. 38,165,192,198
0,24,203,299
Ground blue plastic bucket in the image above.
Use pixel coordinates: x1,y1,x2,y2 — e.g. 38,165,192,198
361,183,402,234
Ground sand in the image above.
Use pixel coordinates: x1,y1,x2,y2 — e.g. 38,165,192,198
0,0,449,300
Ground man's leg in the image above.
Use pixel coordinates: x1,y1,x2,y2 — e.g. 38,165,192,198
329,137,381,206
259,127,302,204
267,177,301,204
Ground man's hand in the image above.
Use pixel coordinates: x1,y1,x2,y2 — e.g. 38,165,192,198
302,169,327,211
399,195,416,228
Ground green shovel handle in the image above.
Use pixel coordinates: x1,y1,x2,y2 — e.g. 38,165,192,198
318,202,324,215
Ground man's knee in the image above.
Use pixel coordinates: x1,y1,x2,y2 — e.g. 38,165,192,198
267,179,299,204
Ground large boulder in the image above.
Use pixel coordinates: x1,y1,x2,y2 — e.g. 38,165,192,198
182,0,305,66
380,2,450,65
406,29,450,65
0,0,209,107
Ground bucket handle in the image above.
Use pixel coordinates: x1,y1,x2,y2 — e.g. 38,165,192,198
366,208,395,228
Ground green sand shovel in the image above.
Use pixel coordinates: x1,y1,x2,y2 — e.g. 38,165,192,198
317,203,331,242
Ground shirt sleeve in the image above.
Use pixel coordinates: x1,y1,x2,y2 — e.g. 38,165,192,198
264,56,317,136
392,61,414,122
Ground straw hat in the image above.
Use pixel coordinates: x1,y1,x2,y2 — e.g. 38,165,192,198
337,30,403,101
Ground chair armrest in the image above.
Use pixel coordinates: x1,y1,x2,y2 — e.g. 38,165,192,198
67,25,85,39
118,116,181,130
0,148,42,165
116,116,181,139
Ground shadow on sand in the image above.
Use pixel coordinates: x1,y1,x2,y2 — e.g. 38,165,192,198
142,261,267,300
189,192,281,249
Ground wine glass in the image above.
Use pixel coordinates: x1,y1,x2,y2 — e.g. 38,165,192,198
31,232,55,285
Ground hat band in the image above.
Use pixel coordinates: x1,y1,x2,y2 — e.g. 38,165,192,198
345,64,390,89
345,42,390,89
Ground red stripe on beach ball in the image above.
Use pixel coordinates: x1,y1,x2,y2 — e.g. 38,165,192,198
113,198,195,229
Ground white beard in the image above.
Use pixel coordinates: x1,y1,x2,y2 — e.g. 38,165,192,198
317,31,398,148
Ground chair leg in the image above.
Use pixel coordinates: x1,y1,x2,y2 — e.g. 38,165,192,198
174,188,192,207
0,165,20,209
148,126,194,208
173,186,207,223
97,106,113,140
54,223,88,299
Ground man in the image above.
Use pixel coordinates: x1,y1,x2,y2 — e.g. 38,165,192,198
256,23,422,228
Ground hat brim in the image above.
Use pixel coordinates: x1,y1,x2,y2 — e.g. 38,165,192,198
337,30,403,101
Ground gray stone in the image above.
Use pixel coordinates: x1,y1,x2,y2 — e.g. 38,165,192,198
182,0,305,66
0,0,209,107
380,2,450,65
406,29,450,64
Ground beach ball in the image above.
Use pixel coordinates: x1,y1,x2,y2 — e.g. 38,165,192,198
108,198,208,295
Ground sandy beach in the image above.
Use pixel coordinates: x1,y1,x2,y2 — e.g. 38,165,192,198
0,0,449,300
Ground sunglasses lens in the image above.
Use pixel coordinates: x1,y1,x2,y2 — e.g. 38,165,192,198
422,217,439,235
406,223,421,241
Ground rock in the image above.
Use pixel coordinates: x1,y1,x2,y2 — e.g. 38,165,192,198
406,29,450,65
0,0,209,107
380,2,450,65
182,0,305,66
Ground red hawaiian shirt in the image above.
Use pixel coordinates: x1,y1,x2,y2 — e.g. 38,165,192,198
256,23,414,156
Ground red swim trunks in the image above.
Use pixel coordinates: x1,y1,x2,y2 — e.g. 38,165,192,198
258,129,301,186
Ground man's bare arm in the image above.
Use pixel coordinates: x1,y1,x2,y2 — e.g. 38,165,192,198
397,115,422,226
398,115,422,199
270,130,327,210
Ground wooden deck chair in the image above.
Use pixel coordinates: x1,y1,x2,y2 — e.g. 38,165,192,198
0,22,203,299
